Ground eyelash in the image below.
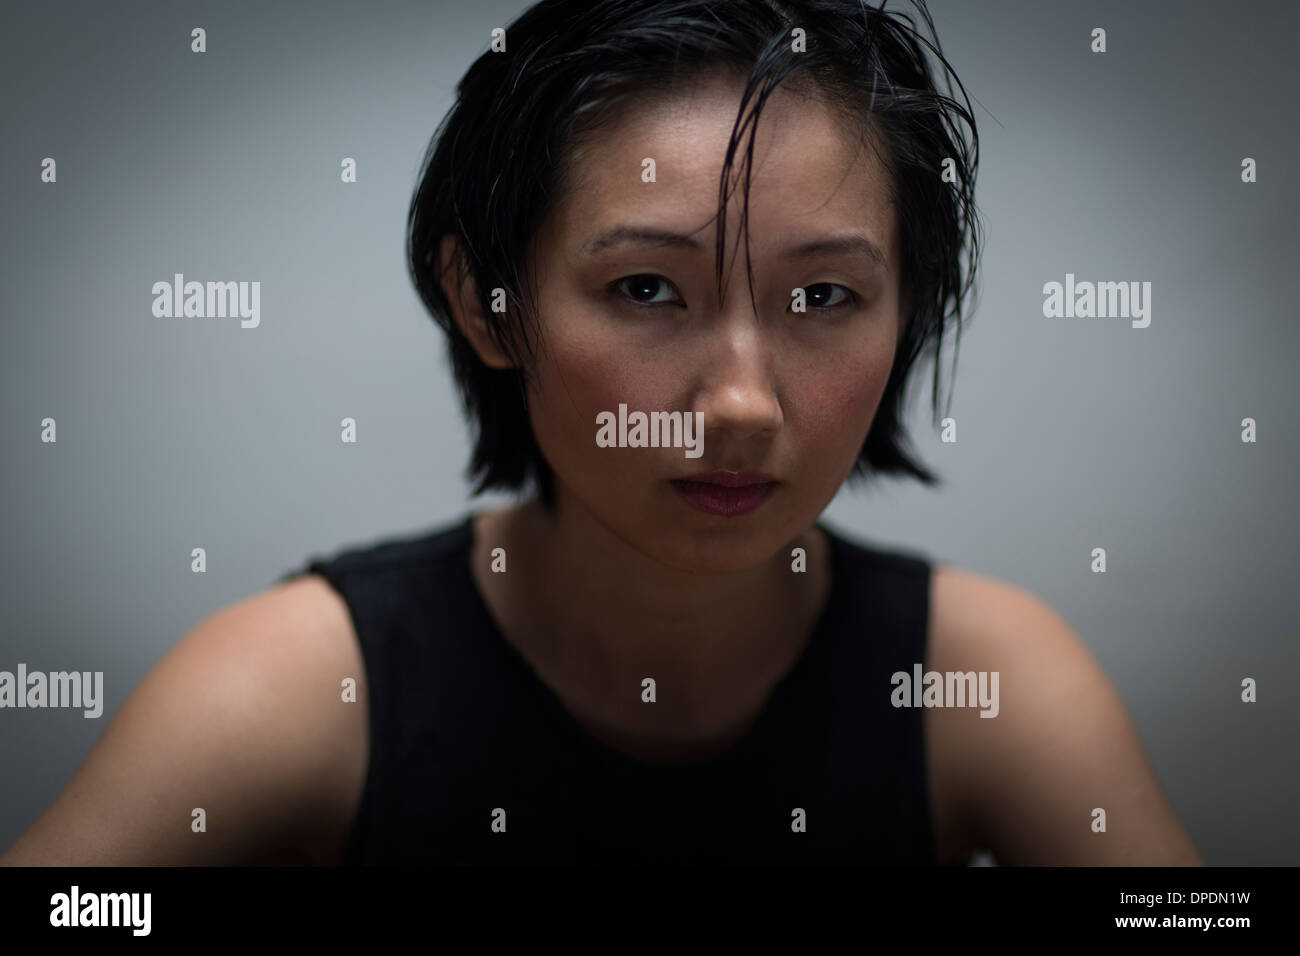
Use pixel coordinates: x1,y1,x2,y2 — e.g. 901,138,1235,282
609,275,859,313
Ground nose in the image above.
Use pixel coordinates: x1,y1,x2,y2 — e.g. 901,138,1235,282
692,316,784,444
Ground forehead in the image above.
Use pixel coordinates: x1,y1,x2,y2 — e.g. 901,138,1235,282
550,72,896,258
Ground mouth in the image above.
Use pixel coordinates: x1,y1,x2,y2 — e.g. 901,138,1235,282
669,470,780,517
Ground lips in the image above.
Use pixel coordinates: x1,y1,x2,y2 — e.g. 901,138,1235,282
669,471,779,517
673,470,778,488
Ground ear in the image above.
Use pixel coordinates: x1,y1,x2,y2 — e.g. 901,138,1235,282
438,234,515,370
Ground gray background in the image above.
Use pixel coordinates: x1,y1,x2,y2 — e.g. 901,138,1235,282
1,0,1295,865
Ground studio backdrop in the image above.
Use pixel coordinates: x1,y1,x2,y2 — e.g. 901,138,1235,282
0,0,1296,865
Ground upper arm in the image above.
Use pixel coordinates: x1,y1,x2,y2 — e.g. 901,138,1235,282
0,575,368,866
927,567,1203,866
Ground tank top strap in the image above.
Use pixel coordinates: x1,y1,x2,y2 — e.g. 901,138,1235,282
818,521,937,864
280,517,486,864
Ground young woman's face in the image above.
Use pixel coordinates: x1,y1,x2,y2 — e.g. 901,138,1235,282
522,72,906,572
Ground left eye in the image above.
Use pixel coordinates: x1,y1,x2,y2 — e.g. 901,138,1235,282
799,283,853,309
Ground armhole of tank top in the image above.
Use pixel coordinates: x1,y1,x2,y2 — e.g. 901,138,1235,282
918,562,979,868
915,557,942,866
294,561,377,867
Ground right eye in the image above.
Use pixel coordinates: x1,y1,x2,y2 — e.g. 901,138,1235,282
610,274,683,308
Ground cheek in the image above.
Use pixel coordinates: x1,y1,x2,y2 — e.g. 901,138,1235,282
791,327,897,464
526,283,689,427
526,347,600,463
524,321,669,473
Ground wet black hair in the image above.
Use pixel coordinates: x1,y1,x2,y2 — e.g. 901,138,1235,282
407,0,981,509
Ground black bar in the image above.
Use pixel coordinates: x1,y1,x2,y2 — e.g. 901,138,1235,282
0,865,1285,942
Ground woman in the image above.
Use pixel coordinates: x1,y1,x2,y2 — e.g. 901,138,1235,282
1,0,1202,866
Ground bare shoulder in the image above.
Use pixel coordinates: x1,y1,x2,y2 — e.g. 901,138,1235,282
0,574,367,866
924,564,1203,866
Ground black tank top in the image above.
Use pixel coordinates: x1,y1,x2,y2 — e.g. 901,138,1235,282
282,514,940,865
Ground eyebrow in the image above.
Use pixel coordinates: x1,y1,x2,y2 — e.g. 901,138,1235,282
581,226,888,269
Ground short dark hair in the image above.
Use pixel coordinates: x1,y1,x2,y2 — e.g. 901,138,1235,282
407,0,982,509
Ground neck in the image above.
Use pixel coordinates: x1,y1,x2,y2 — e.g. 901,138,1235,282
491,489,831,711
